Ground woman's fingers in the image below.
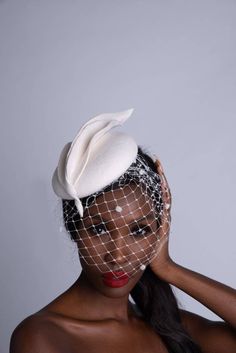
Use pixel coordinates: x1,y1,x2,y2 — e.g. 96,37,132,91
154,159,172,214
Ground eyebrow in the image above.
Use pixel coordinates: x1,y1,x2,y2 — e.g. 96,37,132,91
88,212,155,225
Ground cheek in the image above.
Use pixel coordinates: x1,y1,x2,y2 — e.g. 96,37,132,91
130,234,158,259
77,237,107,266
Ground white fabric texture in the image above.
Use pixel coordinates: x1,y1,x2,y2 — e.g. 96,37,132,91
52,108,138,217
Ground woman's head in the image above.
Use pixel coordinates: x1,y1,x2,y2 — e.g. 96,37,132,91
50,109,167,297
62,147,167,297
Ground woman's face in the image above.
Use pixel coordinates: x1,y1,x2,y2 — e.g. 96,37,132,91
74,183,161,297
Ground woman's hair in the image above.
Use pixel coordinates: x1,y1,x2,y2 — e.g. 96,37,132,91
62,146,202,353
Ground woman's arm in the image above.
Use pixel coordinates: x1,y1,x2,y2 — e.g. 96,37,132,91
150,159,236,352
179,309,236,353
156,260,236,329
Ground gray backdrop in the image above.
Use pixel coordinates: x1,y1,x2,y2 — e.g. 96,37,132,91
1,1,236,352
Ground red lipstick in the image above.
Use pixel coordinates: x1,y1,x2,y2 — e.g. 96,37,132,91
102,271,129,288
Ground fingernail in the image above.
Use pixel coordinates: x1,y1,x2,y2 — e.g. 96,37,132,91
158,161,164,173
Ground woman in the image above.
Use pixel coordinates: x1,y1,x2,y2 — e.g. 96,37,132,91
10,109,236,353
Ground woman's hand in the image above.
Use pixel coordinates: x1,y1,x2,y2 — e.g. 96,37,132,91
149,159,175,279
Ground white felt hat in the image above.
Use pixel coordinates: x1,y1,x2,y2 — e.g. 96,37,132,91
52,108,138,217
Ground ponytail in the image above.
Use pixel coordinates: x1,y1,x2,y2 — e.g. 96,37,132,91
130,266,202,352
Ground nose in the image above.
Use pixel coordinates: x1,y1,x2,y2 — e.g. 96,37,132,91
104,231,130,267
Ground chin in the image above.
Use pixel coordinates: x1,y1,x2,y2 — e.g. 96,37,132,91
79,258,143,297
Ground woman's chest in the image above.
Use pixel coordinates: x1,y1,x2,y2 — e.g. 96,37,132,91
72,335,168,353
60,320,169,353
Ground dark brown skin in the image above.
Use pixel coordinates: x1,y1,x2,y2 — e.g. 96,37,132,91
10,160,236,353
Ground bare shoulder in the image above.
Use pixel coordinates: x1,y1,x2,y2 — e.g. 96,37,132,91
179,309,236,353
9,311,68,353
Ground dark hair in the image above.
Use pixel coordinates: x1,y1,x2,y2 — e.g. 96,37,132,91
62,146,202,353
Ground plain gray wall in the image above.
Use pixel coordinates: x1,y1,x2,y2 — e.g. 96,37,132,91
1,1,236,352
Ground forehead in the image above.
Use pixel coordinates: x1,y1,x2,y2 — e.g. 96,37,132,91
84,183,154,219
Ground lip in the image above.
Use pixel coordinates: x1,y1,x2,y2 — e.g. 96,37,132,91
102,271,130,288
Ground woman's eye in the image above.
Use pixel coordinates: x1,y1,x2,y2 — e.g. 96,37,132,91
132,225,151,237
88,224,107,236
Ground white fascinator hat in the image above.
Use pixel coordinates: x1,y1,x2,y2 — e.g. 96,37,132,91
52,108,138,217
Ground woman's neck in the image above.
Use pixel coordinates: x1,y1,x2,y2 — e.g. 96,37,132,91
71,271,136,323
